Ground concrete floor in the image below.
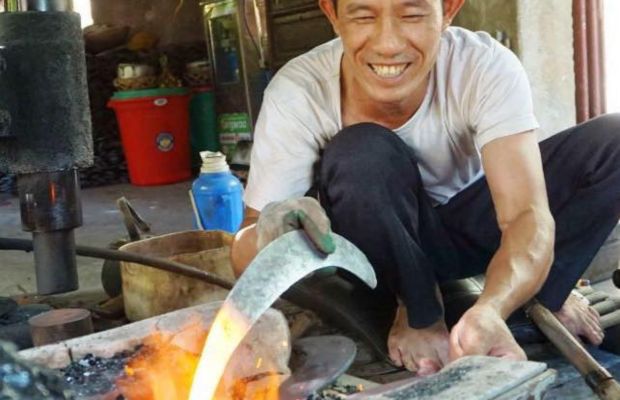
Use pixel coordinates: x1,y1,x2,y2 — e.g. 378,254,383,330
0,182,194,296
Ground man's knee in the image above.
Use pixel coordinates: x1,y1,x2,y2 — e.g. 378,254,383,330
581,113,620,150
321,123,421,186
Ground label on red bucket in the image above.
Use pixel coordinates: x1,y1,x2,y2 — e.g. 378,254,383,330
156,132,175,152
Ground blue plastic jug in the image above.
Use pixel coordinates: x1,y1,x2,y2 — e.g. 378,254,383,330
190,151,244,233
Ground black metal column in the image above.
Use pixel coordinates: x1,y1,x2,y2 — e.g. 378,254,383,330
0,7,93,295
18,170,82,293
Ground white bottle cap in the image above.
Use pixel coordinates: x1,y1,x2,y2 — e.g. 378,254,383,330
200,151,230,173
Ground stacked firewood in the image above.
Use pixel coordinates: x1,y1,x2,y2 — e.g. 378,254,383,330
78,50,131,189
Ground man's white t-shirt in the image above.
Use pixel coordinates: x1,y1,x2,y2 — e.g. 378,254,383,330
245,27,540,210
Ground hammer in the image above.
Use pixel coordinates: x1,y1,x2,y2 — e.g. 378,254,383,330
527,301,620,400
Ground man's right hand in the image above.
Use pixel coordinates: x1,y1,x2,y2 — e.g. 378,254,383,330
449,304,526,362
256,197,335,254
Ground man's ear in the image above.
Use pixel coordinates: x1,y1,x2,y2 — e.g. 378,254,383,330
319,0,340,35
442,0,465,29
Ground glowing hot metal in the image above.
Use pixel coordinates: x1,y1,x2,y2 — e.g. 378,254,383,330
189,230,377,400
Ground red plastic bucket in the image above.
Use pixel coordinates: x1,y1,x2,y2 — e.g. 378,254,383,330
108,88,192,186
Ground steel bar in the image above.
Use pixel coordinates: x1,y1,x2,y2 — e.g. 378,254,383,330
593,299,620,316
0,236,235,290
585,291,609,305
601,310,620,330
528,302,620,400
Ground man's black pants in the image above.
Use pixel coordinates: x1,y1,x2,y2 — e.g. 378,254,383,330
314,114,620,329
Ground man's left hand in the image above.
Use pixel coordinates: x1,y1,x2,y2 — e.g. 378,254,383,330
449,304,526,361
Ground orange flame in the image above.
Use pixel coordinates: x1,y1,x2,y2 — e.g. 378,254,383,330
114,316,283,400
116,324,205,400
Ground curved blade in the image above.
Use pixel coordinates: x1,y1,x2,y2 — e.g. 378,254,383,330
189,230,376,400
229,230,377,320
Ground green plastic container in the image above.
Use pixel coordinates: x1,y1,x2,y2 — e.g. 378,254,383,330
111,87,189,100
189,86,218,168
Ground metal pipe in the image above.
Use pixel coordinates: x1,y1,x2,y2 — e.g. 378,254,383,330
32,230,78,294
18,170,82,295
0,237,235,290
573,0,590,123
26,0,72,11
528,301,620,400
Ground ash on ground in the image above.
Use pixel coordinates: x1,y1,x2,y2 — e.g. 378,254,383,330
61,349,137,398
1,340,74,399
308,383,362,399
60,348,362,400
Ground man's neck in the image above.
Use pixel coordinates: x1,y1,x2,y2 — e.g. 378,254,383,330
341,66,430,130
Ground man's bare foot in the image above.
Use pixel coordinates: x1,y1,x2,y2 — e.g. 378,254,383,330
554,291,604,345
387,303,449,376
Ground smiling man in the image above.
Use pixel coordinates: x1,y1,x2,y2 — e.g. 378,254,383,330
231,0,620,375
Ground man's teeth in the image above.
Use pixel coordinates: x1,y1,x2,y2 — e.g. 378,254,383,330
371,64,407,78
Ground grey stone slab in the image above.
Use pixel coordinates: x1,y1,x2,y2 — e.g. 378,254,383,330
495,370,557,400
348,356,553,400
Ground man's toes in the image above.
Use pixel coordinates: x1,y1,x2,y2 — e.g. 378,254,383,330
592,324,605,345
584,321,604,345
587,329,604,346
417,358,440,376
587,313,603,332
402,352,418,373
596,331,605,345
588,306,601,321
388,345,403,367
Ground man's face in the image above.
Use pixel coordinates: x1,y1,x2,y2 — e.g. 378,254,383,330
321,0,452,106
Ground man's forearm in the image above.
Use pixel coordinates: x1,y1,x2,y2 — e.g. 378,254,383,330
476,206,555,319
230,223,258,277
230,208,261,277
